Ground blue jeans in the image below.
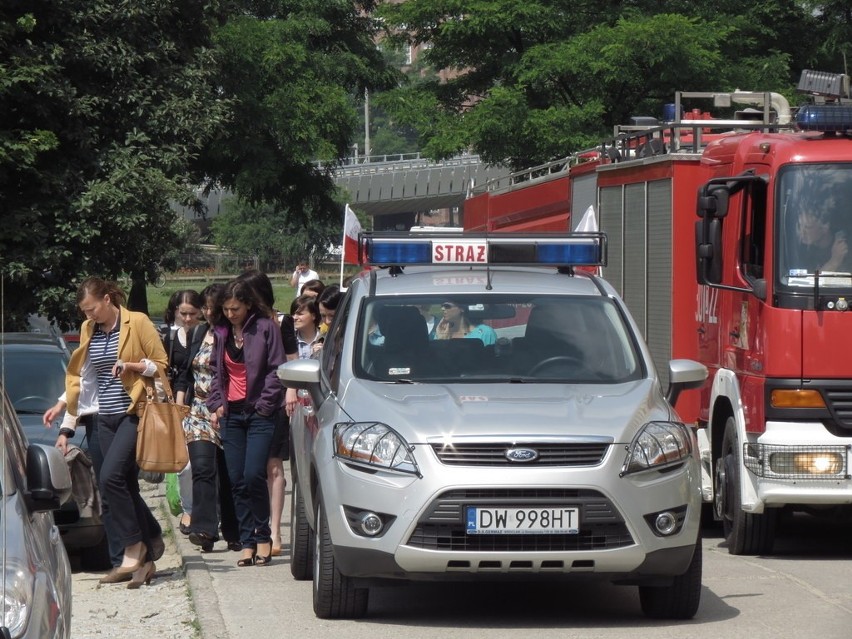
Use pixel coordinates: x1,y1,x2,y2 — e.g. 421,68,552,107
221,408,274,548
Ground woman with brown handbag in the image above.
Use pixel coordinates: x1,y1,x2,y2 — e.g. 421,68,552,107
60,277,168,588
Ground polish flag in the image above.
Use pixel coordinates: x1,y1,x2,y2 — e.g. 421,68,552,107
343,204,362,265
574,205,601,276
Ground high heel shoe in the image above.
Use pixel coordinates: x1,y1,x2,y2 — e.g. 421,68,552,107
126,561,156,589
255,542,272,567
236,548,256,567
115,542,147,575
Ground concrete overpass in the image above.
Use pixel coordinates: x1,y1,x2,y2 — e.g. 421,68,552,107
330,153,511,218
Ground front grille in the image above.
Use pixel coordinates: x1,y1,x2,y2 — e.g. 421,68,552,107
430,442,610,466
406,488,633,552
824,387,852,429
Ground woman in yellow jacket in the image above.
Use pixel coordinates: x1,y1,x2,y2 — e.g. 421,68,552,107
58,277,168,588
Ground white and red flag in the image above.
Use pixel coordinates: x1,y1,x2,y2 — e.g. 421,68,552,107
343,204,362,265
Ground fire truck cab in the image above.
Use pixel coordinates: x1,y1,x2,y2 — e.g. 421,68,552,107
465,70,852,555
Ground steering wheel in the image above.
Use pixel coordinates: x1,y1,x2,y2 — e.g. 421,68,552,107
527,356,583,377
13,395,53,412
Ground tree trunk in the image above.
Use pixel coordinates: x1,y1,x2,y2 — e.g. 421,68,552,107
126,271,149,314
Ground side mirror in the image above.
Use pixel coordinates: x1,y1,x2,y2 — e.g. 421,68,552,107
666,359,708,407
277,359,325,409
695,218,723,285
697,184,730,219
25,444,72,512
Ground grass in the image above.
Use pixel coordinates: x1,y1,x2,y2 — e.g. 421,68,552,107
146,278,298,321
144,265,357,320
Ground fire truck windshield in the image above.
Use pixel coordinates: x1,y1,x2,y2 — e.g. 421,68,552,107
777,164,852,289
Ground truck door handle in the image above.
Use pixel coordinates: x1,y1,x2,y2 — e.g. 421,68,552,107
729,329,740,339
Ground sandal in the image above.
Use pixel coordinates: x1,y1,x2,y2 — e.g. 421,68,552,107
236,549,256,567
255,542,272,567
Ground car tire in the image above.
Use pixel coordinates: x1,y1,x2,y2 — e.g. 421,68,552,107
290,477,314,581
313,500,368,619
716,417,776,555
638,539,702,619
79,533,112,571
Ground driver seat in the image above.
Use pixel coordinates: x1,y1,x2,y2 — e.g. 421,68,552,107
516,303,585,375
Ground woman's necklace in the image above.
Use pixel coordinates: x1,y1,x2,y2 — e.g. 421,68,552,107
233,327,244,348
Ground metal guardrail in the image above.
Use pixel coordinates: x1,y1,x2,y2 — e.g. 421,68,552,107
472,117,795,195
325,153,487,177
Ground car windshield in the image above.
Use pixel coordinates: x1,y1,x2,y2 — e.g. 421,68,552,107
0,350,67,414
777,163,852,290
355,294,642,383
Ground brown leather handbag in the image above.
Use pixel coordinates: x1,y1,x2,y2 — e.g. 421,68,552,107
136,362,190,473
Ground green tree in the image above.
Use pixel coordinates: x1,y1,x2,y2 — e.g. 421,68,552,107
212,196,344,272
197,0,399,231
0,1,228,328
377,1,817,169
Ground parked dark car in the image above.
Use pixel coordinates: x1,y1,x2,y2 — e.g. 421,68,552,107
0,332,110,569
0,379,73,638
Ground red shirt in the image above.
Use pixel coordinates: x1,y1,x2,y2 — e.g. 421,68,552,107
224,350,247,402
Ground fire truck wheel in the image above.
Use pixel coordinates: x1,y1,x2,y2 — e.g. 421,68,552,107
638,539,702,619
716,417,777,555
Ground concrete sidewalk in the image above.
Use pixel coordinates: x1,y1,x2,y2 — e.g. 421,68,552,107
167,468,305,639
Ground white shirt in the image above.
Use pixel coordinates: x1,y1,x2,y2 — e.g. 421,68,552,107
294,268,319,293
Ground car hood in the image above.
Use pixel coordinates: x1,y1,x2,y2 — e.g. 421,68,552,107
338,378,671,445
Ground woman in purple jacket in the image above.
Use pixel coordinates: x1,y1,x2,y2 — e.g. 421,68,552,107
207,279,285,567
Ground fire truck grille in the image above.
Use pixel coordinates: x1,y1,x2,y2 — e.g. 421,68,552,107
429,442,610,466
824,388,852,429
405,488,634,552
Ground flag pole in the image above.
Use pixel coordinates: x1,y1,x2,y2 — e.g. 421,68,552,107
339,204,347,288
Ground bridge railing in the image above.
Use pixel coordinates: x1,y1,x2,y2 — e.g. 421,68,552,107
322,153,487,177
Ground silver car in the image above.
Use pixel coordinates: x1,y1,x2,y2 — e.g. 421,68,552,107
279,233,707,621
1,381,73,638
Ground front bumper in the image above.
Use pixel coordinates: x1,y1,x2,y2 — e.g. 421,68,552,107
745,422,852,508
314,441,701,582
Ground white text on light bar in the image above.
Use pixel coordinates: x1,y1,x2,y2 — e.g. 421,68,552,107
433,241,488,264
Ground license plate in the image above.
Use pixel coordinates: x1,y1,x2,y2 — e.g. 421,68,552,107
465,506,579,535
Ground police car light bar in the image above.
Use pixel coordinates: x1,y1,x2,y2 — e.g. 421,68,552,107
795,105,852,132
360,232,607,268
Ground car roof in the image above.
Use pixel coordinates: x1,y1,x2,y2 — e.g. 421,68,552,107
0,332,69,353
361,266,614,298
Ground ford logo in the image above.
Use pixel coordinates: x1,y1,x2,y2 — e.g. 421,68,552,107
505,447,539,463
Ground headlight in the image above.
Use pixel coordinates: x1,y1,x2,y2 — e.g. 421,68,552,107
333,422,420,476
621,421,692,476
4,565,34,638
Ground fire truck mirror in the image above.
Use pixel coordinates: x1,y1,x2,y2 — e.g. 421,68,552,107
696,185,730,219
695,219,723,285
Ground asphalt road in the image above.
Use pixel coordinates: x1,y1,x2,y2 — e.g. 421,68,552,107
180,472,852,639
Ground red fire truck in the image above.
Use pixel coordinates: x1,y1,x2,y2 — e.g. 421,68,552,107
465,71,852,555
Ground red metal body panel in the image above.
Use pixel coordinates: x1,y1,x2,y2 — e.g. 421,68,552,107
464,191,490,232
488,176,570,231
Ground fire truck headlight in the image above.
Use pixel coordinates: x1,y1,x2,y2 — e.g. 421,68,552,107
621,421,692,476
769,451,845,476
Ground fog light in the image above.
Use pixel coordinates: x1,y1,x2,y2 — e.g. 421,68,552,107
654,511,678,536
360,512,384,536
770,452,844,475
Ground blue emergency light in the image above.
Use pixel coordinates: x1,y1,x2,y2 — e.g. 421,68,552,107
361,232,607,268
795,105,852,132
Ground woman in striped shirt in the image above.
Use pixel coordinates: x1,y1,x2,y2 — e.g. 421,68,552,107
63,278,169,588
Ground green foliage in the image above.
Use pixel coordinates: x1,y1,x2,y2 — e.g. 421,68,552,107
0,0,228,329
198,0,399,220
377,0,822,169
212,196,344,271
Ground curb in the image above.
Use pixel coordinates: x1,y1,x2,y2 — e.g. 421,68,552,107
161,498,230,639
